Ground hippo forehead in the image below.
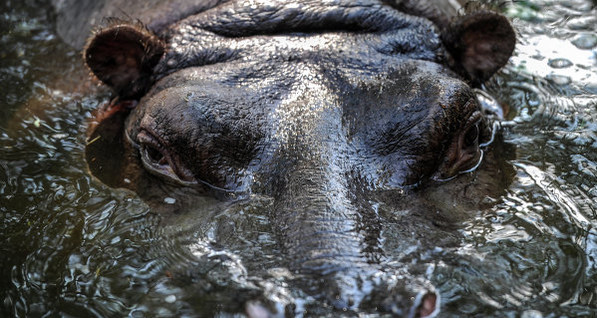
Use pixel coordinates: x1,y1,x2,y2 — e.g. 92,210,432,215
153,0,445,78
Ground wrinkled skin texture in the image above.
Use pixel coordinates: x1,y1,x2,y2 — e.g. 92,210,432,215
75,0,516,316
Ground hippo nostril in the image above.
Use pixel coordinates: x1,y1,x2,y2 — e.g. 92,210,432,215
414,292,439,318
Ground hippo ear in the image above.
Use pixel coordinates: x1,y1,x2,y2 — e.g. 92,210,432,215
442,11,516,85
84,24,165,99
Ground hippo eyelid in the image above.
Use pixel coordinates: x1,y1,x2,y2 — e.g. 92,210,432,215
432,150,484,183
135,129,245,194
461,149,484,174
137,129,199,187
461,110,482,144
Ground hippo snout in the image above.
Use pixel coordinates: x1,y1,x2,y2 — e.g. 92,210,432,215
266,150,440,315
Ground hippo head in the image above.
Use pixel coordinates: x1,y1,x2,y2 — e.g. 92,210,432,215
84,1,515,316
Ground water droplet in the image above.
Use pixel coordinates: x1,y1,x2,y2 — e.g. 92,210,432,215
165,295,176,303
164,197,176,204
547,58,572,69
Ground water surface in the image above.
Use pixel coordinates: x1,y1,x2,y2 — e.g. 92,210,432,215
1,1,597,317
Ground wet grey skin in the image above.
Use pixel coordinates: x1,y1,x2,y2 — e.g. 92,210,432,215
79,0,516,316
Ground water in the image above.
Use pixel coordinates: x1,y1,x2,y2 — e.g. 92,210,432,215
1,0,597,317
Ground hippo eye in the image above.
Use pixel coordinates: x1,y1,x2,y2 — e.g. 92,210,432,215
463,122,480,148
145,142,168,166
137,130,197,185
433,111,484,182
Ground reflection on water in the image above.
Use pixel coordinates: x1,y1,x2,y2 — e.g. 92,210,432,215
1,0,596,317
452,0,597,316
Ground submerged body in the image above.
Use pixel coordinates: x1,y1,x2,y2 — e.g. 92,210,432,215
65,0,516,316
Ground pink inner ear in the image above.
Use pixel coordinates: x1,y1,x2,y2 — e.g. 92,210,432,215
417,292,437,317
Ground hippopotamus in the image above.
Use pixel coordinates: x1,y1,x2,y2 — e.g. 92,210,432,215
64,0,516,316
